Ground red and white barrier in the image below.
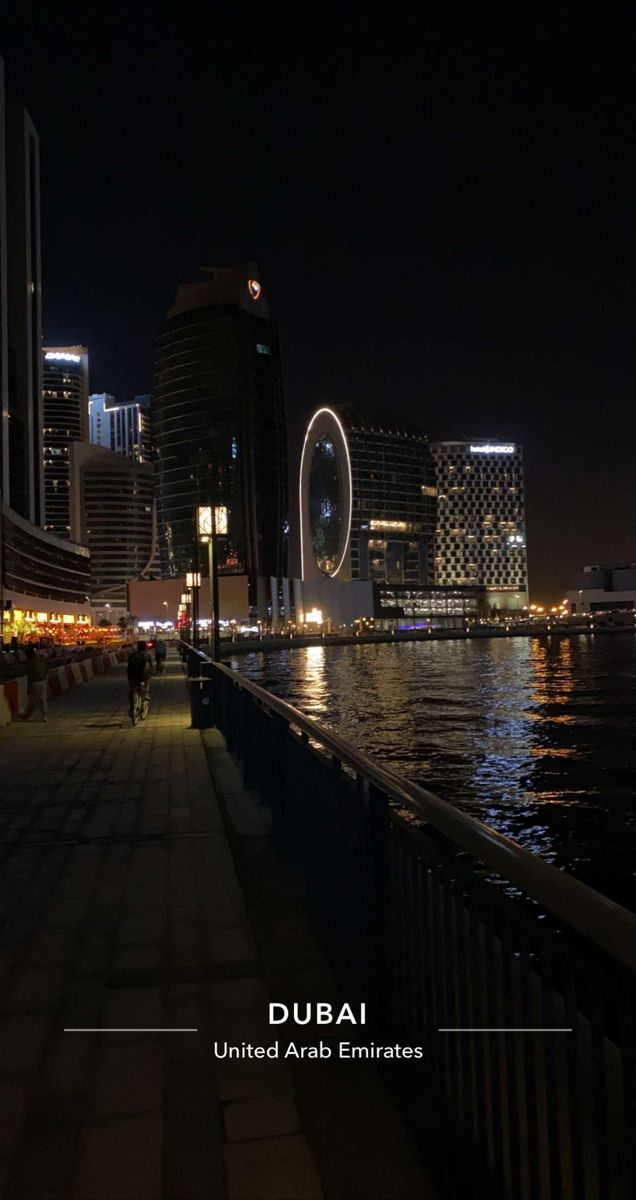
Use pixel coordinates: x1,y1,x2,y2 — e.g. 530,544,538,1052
0,648,130,726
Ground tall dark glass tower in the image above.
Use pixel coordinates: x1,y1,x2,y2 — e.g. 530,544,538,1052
152,264,289,603
1,80,43,525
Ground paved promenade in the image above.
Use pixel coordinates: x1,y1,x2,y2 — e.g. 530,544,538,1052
0,652,435,1200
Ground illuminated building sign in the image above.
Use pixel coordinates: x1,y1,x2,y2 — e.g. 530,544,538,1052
247,279,261,300
469,444,515,454
44,352,81,363
369,519,418,532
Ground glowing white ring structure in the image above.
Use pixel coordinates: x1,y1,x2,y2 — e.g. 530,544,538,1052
299,407,353,580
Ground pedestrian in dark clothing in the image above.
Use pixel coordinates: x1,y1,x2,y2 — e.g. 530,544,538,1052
22,645,49,721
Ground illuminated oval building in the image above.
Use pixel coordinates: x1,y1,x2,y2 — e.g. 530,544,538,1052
300,406,437,588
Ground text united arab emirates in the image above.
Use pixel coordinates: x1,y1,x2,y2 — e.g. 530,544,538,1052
213,1042,424,1060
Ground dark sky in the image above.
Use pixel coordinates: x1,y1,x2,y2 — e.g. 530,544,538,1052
2,1,634,598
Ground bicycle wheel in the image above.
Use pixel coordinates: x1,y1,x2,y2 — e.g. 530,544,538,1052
140,695,149,721
131,697,139,726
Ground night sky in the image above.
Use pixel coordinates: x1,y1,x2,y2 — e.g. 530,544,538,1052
2,2,634,599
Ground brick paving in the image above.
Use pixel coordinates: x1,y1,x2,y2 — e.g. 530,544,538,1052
0,650,435,1200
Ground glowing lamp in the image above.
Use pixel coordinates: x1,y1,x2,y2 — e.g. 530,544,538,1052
197,506,212,542
197,505,228,541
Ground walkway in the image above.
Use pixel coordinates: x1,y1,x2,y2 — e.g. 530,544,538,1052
0,652,436,1200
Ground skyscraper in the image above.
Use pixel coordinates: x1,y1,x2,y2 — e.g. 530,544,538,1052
2,79,43,524
88,392,151,461
152,264,289,612
429,439,528,610
69,443,156,620
42,346,89,537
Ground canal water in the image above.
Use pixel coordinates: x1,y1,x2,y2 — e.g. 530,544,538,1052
230,634,636,910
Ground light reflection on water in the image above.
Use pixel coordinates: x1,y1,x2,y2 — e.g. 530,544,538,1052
231,635,636,909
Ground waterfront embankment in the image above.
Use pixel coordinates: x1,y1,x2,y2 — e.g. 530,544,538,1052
215,620,634,657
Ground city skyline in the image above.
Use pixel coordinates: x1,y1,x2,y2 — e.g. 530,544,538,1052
1,7,633,603
0,15,634,1200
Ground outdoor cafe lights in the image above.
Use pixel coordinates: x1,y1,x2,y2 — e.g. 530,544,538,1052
196,505,228,662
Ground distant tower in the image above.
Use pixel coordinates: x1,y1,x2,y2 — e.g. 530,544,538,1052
69,443,157,619
153,264,289,612
42,346,89,537
89,392,152,461
429,439,529,610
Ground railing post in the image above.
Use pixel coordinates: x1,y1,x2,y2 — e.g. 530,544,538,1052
366,780,391,1029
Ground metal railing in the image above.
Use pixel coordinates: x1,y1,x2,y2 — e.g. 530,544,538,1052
185,645,636,1200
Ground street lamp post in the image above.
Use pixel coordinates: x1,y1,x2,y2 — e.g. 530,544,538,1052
186,572,201,649
196,505,227,663
180,591,192,644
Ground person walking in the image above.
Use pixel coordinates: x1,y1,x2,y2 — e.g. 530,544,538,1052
22,645,49,721
154,637,167,673
127,640,153,721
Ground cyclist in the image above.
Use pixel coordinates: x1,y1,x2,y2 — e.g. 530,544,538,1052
127,640,153,722
154,637,167,673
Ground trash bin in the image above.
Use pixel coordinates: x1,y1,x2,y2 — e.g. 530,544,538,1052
188,675,216,728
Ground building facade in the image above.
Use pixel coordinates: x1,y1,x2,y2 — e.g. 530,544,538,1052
1,503,91,637
152,264,289,613
566,564,636,616
42,346,89,537
69,443,156,619
0,60,93,643
429,440,528,610
1,70,43,525
88,392,151,461
299,405,437,586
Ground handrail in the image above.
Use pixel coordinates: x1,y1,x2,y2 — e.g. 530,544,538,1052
187,649,636,974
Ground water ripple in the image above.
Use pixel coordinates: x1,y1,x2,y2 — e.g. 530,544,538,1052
233,635,636,909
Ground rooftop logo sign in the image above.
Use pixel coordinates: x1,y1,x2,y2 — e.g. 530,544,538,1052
469,444,515,454
45,352,81,363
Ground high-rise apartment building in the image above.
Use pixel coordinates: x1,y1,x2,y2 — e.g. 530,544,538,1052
152,264,289,612
42,346,89,537
299,405,437,586
88,392,151,461
70,443,156,619
429,439,528,610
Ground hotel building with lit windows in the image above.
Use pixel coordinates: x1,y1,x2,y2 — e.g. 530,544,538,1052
70,443,157,621
300,405,437,586
42,346,89,537
429,439,528,611
89,392,152,462
296,406,486,628
152,263,289,620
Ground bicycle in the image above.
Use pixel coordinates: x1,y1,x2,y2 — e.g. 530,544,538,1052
130,681,150,726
